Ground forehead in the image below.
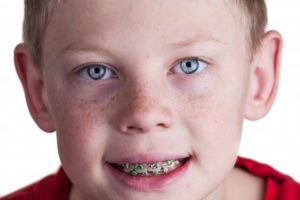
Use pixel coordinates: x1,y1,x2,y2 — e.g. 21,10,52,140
45,0,245,58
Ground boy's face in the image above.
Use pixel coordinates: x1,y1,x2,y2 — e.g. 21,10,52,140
42,0,251,199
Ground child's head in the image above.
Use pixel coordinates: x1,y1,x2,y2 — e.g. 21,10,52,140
15,0,282,199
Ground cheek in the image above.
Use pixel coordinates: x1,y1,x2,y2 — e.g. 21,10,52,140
180,74,247,169
179,93,243,193
184,93,243,150
51,96,106,134
188,65,247,139
45,83,117,165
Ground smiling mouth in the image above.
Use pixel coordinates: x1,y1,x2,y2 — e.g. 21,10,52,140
110,157,189,177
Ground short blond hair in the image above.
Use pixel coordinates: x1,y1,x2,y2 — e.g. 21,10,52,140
23,0,267,68
235,0,268,53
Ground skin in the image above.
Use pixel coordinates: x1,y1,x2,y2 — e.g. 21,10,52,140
14,0,282,199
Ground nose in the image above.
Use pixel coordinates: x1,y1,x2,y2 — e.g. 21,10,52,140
115,87,173,135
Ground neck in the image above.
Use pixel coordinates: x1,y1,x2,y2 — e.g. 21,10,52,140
203,184,224,200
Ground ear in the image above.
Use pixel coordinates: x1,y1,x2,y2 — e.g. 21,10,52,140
245,31,283,121
14,43,55,132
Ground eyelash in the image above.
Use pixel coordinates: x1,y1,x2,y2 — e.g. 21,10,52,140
76,57,209,81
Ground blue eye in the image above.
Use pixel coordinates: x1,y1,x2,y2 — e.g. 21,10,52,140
172,58,208,75
79,64,115,80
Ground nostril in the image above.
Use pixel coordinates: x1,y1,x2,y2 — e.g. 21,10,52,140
128,126,136,130
157,123,168,128
125,126,144,133
123,123,168,134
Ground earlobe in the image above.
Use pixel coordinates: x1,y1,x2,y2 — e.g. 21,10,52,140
245,31,283,121
14,43,55,132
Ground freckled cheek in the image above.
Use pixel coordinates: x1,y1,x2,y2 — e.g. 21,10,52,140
183,96,241,182
51,97,107,131
46,80,114,129
181,93,242,145
46,86,113,157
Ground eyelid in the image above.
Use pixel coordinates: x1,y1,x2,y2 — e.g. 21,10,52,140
72,62,114,73
172,56,210,66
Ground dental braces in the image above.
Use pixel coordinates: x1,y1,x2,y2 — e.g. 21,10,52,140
119,160,181,176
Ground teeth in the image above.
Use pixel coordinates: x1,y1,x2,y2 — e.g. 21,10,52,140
114,159,185,177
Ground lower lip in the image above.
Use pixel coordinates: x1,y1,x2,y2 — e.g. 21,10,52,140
105,158,191,191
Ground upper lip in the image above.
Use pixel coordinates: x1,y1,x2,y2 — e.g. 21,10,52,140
105,154,190,164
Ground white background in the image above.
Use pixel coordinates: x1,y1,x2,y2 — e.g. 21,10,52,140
0,1,300,196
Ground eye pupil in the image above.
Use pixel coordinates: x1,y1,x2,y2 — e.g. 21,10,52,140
87,65,106,80
186,62,192,68
94,67,100,73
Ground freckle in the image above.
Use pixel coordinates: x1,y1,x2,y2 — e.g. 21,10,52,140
184,94,204,119
108,92,119,104
162,107,172,117
131,94,151,113
57,130,64,136
186,183,192,189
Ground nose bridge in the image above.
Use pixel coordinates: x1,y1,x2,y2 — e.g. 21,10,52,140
115,77,173,134
128,80,159,111
122,62,165,105
124,77,168,122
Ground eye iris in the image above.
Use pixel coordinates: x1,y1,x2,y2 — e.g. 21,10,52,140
87,66,106,80
180,59,199,74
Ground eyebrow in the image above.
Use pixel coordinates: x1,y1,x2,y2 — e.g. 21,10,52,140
167,31,223,48
60,41,115,58
61,31,223,56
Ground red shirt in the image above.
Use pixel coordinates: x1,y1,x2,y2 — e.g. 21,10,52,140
0,168,70,200
236,157,300,200
1,157,300,200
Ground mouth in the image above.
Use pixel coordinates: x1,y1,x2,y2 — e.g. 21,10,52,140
110,157,188,177
105,155,191,190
